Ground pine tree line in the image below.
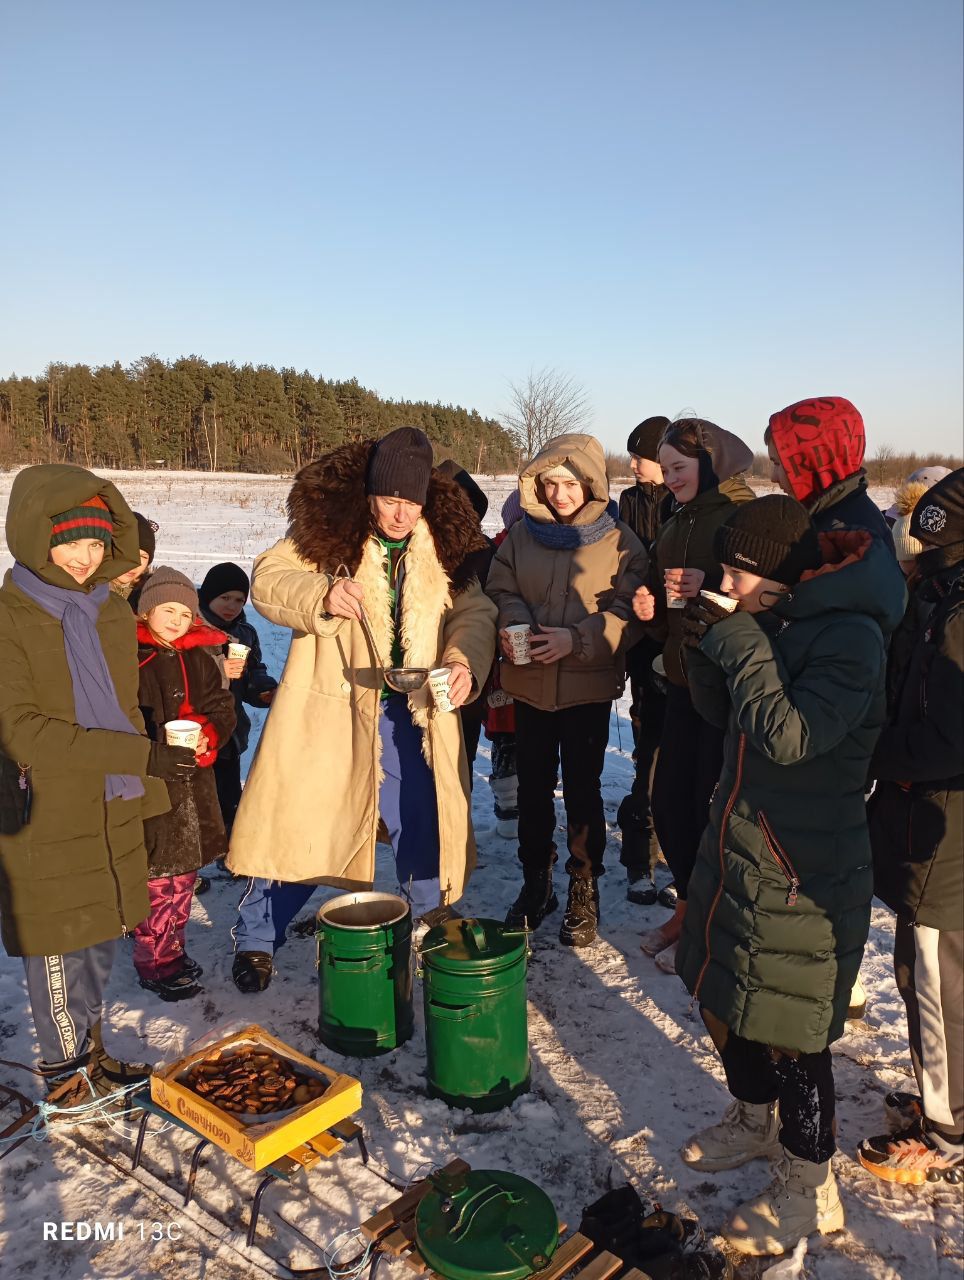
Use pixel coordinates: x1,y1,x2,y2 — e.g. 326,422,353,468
0,357,520,474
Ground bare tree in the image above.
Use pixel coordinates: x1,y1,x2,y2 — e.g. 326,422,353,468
872,443,897,486
502,367,591,461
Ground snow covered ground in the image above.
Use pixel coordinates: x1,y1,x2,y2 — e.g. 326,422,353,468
0,470,959,1280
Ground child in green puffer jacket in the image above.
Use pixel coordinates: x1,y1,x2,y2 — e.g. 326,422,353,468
675,494,906,1258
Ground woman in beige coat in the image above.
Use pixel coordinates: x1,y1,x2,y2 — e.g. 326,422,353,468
486,434,648,947
226,429,497,991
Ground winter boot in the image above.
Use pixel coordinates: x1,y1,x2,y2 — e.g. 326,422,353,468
657,880,678,909
505,869,558,930
89,1019,151,1089
723,1150,845,1255
38,1052,100,1110
626,872,658,905
681,1099,781,1171
139,970,202,1002
641,898,686,956
858,1120,964,1186
559,877,600,947
180,954,204,980
232,950,273,993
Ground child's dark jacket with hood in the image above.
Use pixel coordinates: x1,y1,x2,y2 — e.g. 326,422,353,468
137,619,237,875
647,420,756,687
676,531,907,1054
869,467,964,931
199,604,277,757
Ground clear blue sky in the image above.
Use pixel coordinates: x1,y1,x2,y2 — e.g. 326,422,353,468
3,0,961,455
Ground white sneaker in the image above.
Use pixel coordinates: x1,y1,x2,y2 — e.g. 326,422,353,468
654,940,678,974
681,1099,781,1171
724,1150,845,1256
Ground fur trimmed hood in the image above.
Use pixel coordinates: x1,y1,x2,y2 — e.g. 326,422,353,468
287,441,489,594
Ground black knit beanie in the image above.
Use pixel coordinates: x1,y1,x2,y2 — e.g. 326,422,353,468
134,512,157,564
715,494,821,585
626,416,670,462
910,466,964,548
366,427,434,505
199,561,250,606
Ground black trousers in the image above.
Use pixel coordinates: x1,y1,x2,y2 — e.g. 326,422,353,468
618,639,666,877
214,751,244,838
651,682,724,899
710,1017,836,1163
515,700,611,881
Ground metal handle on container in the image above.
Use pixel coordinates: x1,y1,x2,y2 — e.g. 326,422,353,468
328,955,381,973
427,1001,479,1022
460,918,488,954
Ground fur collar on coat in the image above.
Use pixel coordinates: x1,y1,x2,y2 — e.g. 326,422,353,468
286,441,489,592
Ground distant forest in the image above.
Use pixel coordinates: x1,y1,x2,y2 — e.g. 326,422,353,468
0,357,520,474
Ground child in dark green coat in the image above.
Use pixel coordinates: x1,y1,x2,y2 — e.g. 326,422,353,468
675,495,905,1257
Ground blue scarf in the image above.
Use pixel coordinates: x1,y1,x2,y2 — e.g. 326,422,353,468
11,563,145,802
524,500,619,550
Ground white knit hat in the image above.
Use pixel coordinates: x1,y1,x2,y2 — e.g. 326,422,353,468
892,514,923,562
539,460,581,483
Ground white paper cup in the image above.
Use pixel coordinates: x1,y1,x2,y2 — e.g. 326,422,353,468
700,589,739,614
428,667,455,712
665,587,686,609
227,642,251,661
165,719,201,749
505,624,532,664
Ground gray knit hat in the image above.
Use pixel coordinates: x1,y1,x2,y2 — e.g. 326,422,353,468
138,566,199,617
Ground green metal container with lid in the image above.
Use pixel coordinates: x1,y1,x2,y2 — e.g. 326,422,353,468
415,1167,558,1280
316,891,413,1057
420,917,529,1112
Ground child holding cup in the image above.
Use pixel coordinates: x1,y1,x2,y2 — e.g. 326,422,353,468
198,563,278,840
631,417,754,970
486,434,648,946
134,568,237,1000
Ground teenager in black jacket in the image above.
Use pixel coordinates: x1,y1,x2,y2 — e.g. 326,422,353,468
198,563,278,838
860,468,964,1185
616,416,672,904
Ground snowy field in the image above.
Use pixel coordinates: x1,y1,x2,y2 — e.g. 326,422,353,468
0,470,959,1280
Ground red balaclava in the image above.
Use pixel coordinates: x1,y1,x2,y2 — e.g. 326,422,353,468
766,396,866,505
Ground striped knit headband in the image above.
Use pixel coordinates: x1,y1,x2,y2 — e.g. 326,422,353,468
49,495,114,548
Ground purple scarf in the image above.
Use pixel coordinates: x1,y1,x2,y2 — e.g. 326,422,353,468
11,563,145,802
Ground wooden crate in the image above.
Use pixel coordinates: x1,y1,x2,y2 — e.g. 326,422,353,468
359,1160,652,1279
150,1024,362,1171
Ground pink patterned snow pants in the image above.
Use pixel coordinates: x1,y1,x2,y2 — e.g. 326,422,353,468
132,872,197,981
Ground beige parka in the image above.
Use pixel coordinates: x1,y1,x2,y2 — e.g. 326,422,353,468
226,445,497,906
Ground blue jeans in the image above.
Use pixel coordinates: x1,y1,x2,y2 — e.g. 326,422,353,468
234,696,441,953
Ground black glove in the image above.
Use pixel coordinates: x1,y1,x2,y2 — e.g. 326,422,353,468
681,595,734,648
147,741,198,780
